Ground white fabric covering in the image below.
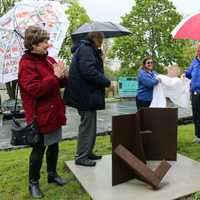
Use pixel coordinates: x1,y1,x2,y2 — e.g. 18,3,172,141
150,74,191,108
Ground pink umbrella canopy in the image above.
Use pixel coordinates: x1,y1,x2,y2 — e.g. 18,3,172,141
172,12,200,40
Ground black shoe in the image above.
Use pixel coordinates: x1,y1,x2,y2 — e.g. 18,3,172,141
48,173,67,186
29,181,44,199
88,153,102,160
75,158,96,167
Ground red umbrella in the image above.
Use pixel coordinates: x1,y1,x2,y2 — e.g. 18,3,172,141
172,12,200,40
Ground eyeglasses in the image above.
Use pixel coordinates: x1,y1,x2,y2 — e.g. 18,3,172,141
146,61,153,65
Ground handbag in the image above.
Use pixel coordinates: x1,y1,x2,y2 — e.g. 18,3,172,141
10,83,40,146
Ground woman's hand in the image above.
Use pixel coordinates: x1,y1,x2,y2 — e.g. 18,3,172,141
108,84,115,91
53,62,66,78
156,77,162,83
181,73,186,79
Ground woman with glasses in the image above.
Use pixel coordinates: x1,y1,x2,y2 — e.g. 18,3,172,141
136,57,160,110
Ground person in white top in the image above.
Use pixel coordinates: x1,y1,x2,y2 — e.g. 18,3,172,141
150,65,191,109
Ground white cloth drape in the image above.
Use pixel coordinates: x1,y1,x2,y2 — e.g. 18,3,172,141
150,74,191,108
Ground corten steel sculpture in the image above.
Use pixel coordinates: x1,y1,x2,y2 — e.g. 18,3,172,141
114,145,171,189
112,108,177,189
139,108,178,161
112,113,146,186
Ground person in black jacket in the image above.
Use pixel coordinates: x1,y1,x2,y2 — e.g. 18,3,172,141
64,32,112,166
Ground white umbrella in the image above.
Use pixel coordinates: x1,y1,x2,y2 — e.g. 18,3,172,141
0,0,69,83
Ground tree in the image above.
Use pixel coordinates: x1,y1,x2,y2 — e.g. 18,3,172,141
59,0,91,64
0,0,15,15
181,40,196,69
104,65,117,81
110,0,191,74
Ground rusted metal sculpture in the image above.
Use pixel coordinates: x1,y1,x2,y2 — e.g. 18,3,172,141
112,108,177,189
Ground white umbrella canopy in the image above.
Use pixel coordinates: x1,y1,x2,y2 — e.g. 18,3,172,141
0,0,69,83
0,26,23,83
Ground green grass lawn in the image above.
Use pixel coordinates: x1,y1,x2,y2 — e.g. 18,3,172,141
1,124,200,200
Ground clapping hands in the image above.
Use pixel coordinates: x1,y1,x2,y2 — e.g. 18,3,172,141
53,61,68,78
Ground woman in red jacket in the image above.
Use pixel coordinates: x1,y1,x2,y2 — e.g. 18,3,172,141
19,26,67,198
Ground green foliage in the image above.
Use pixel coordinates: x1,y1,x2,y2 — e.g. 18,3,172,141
59,0,91,64
110,0,193,74
104,65,118,81
0,0,15,17
178,124,200,161
181,40,197,69
115,66,138,77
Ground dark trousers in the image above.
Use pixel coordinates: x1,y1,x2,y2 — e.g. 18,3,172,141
136,97,151,110
191,93,200,138
29,140,59,182
76,111,97,160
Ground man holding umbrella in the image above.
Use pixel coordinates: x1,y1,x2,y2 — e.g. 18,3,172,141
64,32,113,166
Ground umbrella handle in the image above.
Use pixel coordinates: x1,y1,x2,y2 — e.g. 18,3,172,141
14,29,24,39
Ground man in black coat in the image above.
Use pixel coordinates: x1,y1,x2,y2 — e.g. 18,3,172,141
64,32,112,166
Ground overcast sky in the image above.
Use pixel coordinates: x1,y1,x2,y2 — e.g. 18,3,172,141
79,0,200,23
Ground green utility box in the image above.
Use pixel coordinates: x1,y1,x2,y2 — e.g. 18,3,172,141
118,77,138,97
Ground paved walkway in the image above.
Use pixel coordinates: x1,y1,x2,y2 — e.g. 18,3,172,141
0,100,192,150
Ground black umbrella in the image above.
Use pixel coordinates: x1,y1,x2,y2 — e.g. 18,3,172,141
71,21,132,41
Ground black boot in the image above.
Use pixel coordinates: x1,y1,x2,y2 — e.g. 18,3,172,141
29,181,44,199
48,172,67,186
75,158,96,167
88,153,102,160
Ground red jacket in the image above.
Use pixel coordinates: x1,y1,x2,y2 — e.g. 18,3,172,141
18,51,67,134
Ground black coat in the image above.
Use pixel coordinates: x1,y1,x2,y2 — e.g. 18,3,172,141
64,39,111,111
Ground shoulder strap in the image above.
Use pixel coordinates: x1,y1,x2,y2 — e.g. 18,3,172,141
13,82,19,117
14,82,37,119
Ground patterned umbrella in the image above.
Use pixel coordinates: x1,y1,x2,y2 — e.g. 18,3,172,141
171,11,200,40
0,0,68,83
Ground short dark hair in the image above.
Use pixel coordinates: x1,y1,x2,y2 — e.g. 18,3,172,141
142,56,153,67
24,26,50,50
87,32,104,42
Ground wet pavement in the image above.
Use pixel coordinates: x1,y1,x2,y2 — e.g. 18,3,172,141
0,99,192,150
